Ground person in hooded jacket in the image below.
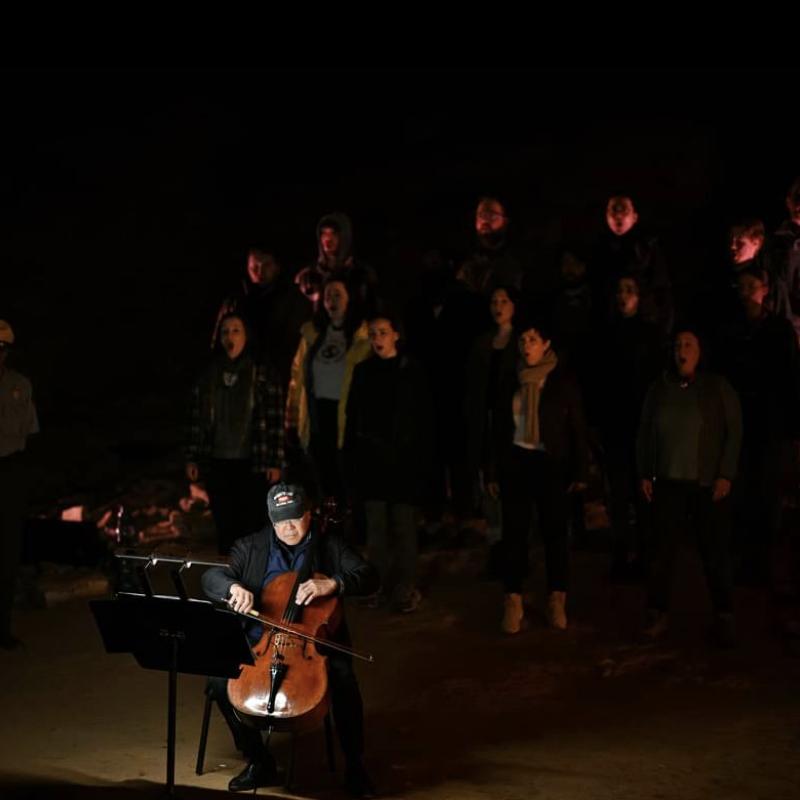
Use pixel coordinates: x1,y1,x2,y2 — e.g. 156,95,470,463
295,212,379,317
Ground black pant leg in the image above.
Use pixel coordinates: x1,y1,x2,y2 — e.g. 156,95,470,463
533,454,570,593
693,488,734,614
0,453,28,639
206,676,264,761
327,654,364,764
647,481,690,612
499,448,535,593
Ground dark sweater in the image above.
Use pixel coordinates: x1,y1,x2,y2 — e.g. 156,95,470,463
343,353,434,503
771,219,800,338
716,308,800,442
595,313,664,449
636,371,742,485
464,331,518,474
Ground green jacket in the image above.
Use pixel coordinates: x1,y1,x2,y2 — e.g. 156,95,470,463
636,371,742,485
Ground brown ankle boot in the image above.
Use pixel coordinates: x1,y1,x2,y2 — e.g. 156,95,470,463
547,591,568,630
502,593,524,634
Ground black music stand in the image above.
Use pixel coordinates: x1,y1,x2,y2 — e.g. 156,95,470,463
90,556,252,797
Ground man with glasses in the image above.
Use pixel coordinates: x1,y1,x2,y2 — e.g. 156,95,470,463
465,196,524,295
201,482,379,797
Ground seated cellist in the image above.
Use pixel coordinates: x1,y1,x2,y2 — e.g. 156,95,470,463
202,481,379,797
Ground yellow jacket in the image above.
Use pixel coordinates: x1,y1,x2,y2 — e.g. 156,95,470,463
286,320,371,450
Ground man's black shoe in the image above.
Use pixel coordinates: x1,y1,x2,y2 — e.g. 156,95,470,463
709,612,737,650
344,762,377,798
228,758,279,792
0,634,22,651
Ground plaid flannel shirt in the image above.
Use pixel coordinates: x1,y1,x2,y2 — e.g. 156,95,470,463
187,362,285,473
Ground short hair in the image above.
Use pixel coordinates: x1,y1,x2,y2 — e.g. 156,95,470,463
513,310,554,344
247,247,271,260
557,242,591,267
736,263,770,286
476,196,508,216
367,309,405,340
729,218,765,242
606,194,636,210
669,323,709,370
616,272,642,292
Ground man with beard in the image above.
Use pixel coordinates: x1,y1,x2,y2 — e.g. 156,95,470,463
464,196,524,295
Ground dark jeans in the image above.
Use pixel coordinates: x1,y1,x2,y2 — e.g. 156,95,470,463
422,392,473,521
0,451,29,639
647,480,733,613
364,501,416,599
206,459,268,555
207,652,365,765
500,446,570,594
309,398,346,506
444,427,473,519
734,437,789,582
606,443,646,565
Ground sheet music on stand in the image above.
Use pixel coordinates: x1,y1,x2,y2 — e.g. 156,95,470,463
91,554,253,797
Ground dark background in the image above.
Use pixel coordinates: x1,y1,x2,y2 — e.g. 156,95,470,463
1,69,797,504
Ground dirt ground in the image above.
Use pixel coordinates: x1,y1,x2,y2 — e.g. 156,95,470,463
1,540,799,800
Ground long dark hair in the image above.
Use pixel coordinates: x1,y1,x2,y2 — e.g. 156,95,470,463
216,312,252,357
490,284,521,308
312,271,365,346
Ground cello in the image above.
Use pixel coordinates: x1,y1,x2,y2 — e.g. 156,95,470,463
223,569,374,734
